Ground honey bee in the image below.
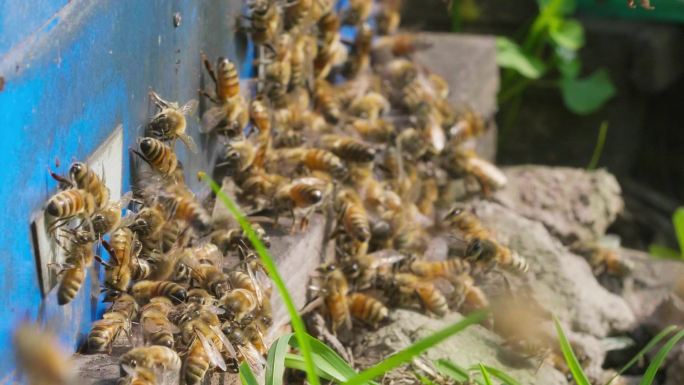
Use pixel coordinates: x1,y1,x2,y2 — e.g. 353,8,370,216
443,148,507,195
141,297,179,348
56,239,94,305
246,0,280,45
182,319,236,382
131,206,166,239
314,79,342,124
158,185,211,233
334,189,371,242
146,91,198,153
57,162,110,210
289,34,315,89
343,23,373,78
570,241,633,278
465,238,529,275
348,92,389,121
448,108,486,145
340,249,405,289
223,323,267,374
220,138,258,174
342,0,372,25
187,288,216,306
120,346,182,381
388,273,449,317
92,193,132,237
45,188,96,235
133,137,178,176
211,223,271,254
350,118,395,143
187,262,231,299
201,54,240,103
273,177,328,229
321,134,376,163
347,292,389,328
374,0,401,35
108,293,140,319
101,227,140,292
284,0,312,30
220,288,259,326
250,98,272,141
87,311,132,353
261,34,292,101
318,264,351,333
131,280,188,304
200,56,248,137
313,37,348,80
13,324,73,385
407,257,470,280
449,272,489,314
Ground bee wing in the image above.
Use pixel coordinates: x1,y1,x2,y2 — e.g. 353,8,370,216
245,263,263,306
200,106,228,134
181,99,199,116
467,156,507,189
367,250,406,268
141,317,164,334
237,344,266,377
196,330,227,372
121,364,136,377
209,324,238,358
178,133,199,154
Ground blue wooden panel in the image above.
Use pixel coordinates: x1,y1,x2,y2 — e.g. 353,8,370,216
0,0,247,378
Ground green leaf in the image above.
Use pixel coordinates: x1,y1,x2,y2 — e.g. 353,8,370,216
672,208,684,257
284,354,338,382
555,49,581,79
549,19,585,50
638,328,684,385
482,365,524,385
559,69,615,115
200,172,320,385
496,37,546,79
435,360,472,383
289,336,358,383
266,333,294,385
554,316,592,385
345,311,488,385
604,326,678,385
648,244,681,259
537,0,577,15
416,373,440,385
239,362,260,385
478,364,493,385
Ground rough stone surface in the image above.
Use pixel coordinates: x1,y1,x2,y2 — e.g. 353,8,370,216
353,309,569,385
493,166,624,244
471,200,635,337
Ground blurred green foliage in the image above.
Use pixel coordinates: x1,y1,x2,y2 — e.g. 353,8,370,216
649,207,684,259
495,0,616,116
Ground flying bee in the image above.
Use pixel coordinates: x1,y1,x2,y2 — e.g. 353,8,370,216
449,272,490,314
146,91,198,153
245,0,280,45
45,188,96,236
465,238,529,275
220,288,258,326
334,188,371,242
342,0,372,25
56,239,94,305
133,137,178,176
348,92,389,122
321,134,376,163
443,148,507,195
120,346,182,382
273,177,328,229
570,240,633,278
13,324,73,385
347,292,389,328
87,311,132,353
140,297,179,348
131,280,188,304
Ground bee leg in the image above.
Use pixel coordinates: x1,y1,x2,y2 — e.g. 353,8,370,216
48,168,74,189
198,89,220,105
200,51,218,86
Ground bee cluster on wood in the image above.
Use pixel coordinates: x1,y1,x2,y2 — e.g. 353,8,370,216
14,0,636,384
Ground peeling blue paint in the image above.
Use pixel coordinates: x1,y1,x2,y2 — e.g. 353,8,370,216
0,0,244,378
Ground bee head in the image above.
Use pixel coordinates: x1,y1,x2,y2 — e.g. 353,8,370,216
139,138,155,154
69,162,87,179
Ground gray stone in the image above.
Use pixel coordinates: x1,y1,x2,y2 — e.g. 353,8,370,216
353,309,569,385
493,166,624,244
471,200,635,337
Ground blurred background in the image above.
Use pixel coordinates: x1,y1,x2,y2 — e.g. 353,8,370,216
402,0,684,254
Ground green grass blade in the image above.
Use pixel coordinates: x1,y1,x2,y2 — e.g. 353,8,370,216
482,365,523,385
638,328,684,385
416,373,439,385
200,173,320,385
553,316,591,385
289,334,358,380
434,359,471,382
266,333,294,385
284,354,337,382
587,121,608,170
604,325,678,385
239,362,260,385
478,364,493,385
673,207,684,257
346,311,488,385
